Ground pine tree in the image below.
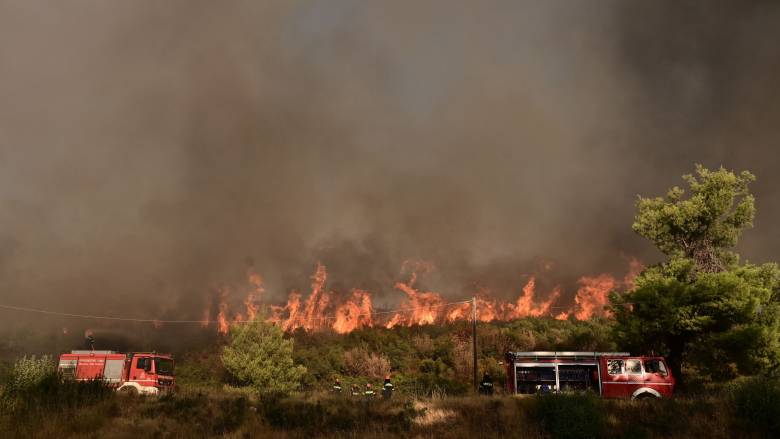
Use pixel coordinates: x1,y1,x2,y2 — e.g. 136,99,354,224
611,165,780,382
222,319,306,396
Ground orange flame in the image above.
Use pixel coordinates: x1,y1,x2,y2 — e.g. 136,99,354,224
504,277,560,318
203,258,640,334
217,286,229,335
332,289,373,334
245,268,263,321
573,274,617,320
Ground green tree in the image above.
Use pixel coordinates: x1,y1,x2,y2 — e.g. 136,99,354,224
222,320,306,396
611,165,780,382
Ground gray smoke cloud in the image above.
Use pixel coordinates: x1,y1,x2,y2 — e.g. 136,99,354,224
0,0,779,329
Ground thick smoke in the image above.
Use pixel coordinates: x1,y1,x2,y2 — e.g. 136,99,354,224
0,1,779,332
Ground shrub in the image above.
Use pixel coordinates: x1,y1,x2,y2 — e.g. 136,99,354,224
222,319,306,396
729,376,780,437
343,346,390,379
213,396,249,434
532,393,605,439
8,355,54,392
261,395,417,434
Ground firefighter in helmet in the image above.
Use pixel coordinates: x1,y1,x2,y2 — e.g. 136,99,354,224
364,383,375,399
479,372,494,395
382,375,394,399
351,383,361,397
332,378,343,394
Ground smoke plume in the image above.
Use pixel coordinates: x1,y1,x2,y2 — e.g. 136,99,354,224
0,1,778,333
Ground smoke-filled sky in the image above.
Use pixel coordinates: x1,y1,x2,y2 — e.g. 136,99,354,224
1,0,779,324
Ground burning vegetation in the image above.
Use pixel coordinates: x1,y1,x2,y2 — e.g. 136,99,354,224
203,259,642,335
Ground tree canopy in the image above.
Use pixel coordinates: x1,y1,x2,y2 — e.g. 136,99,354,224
612,165,780,381
222,320,306,396
632,165,756,273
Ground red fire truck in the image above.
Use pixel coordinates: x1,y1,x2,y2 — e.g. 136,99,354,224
505,352,675,399
58,350,175,395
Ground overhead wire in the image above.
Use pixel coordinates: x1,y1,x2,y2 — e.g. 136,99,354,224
0,299,476,326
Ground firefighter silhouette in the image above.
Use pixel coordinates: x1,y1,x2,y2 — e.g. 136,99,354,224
364,383,375,399
84,330,95,351
382,375,394,399
479,372,494,395
351,383,361,397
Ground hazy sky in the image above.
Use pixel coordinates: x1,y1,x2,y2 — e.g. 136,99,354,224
1,0,779,324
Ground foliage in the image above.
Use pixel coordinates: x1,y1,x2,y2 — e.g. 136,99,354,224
533,393,605,439
175,349,225,390
729,376,780,437
632,165,755,272
343,346,391,378
1,356,113,437
8,355,54,392
612,165,780,381
221,319,307,396
1,386,757,439
262,395,420,435
286,318,616,396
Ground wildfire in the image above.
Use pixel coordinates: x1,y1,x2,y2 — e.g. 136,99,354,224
332,289,373,334
217,286,230,335
573,274,617,320
200,258,641,334
386,270,447,328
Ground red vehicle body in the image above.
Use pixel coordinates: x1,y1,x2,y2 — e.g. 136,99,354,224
58,350,175,395
505,352,675,399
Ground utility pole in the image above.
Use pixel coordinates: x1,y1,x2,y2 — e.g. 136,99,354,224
472,296,478,392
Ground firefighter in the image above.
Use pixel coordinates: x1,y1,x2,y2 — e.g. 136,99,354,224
479,372,494,395
364,383,375,399
382,375,394,399
332,378,343,393
351,383,361,397
84,330,95,351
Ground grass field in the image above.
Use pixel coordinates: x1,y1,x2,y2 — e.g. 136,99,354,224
1,383,776,439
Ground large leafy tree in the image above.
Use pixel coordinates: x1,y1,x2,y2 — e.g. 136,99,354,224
611,165,780,382
222,319,306,396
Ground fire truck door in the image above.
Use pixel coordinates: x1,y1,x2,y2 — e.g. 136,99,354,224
602,358,643,398
642,359,671,396
131,356,153,382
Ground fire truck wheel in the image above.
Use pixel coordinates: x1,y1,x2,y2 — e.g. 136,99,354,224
120,386,138,396
635,392,658,400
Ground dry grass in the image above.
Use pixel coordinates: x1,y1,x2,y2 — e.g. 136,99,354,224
0,387,772,439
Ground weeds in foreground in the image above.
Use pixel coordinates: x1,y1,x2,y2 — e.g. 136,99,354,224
3,381,780,438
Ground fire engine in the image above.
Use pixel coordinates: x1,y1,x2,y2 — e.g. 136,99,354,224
58,350,175,395
505,352,675,399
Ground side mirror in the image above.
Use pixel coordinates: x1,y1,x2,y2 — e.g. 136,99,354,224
144,362,152,373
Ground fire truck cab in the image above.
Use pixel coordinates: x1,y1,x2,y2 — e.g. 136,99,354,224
58,350,175,395
505,352,674,399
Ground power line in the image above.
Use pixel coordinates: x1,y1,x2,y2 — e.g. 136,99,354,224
0,303,209,324
0,299,475,325
0,299,632,326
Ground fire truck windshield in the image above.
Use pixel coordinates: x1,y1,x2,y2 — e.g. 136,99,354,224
154,358,174,376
